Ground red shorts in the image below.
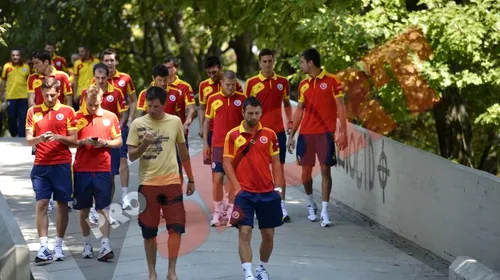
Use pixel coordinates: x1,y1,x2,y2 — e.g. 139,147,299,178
138,184,186,239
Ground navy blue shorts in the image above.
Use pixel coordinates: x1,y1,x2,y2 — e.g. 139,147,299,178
73,172,112,210
211,146,224,173
110,148,120,175
120,125,129,158
31,163,73,202
177,137,189,176
230,190,283,229
276,131,287,163
296,132,337,167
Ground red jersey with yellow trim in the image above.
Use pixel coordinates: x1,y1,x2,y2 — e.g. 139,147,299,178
170,76,194,124
205,91,246,147
25,101,76,165
91,70,135,98
73,108,121,172
52,54,67,72
245,72,290,133
199,78,243,131
137,83,181,115
223,122,279,193
298,69,344,134
80,83,128,120
27,68,72,105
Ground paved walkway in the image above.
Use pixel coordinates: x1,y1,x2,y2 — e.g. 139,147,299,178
0,122,449,280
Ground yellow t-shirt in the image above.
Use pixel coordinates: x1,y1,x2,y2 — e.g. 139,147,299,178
73,57,100,98
127,113,186,186
1,62,30,100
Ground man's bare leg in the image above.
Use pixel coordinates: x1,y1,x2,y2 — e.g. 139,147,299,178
239,225,254,278
144,237,158,280
211,172,224,226
301,166,317,221
167,232,181,280
280,163,290,221
319,165,333,226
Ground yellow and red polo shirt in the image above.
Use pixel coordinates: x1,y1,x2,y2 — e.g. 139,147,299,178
137,83,181,115
245,71,290,133
205,91,246,148
73,107,121,172
52,54,68,72
1,62,30,100
91,70,135,98
224,122,279,193
80,83,128,120
199,77,243,131
27,68,72,105
25,101,76,165
298,69,344,134
73,56,100,98
170,76,194,124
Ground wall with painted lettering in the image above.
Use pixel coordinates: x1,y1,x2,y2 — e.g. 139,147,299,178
330,123,500,271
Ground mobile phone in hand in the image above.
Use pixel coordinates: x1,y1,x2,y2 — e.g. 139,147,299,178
91,137,98,142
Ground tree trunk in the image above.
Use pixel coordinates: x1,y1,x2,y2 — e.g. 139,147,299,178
229,31,255,80
168,11,201,93
432,87,473,167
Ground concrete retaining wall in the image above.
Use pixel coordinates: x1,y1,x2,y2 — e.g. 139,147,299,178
0,191,30,280
330,123,500,271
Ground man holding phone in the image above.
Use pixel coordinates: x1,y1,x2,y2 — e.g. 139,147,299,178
72,84,123,262
25,77,77,264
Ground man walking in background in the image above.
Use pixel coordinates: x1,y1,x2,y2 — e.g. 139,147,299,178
245,48,293,222
72,46,99,111
287,48,348,227
0,48,30,137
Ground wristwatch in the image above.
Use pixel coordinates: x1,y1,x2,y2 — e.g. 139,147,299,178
187,179,195,184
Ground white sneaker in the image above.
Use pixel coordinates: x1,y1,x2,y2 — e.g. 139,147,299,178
210,211,221,227
82,243,93,259
48,199,55,212
89,209,99,225
122,194,132,209
256,265,270,280
35,246,54,264
307,203,318,222
97,245,114,262
320,212,332,227
53,245,65,261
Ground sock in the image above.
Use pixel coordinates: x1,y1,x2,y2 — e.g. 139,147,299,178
55,237,63,247
40,236,48,247
242,262,252,276
307,194,314,206
122,187,128,194
214,201,222,213
83,235,91,245
258,260,267,270
101,237,110,248
322,201,328,214
281,200,287,215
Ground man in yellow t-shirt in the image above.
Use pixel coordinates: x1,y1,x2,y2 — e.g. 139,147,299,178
127,86,195,280
72,46,99,111
0,49,30,137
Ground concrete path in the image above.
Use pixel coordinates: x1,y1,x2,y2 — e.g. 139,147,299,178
0,122,449,280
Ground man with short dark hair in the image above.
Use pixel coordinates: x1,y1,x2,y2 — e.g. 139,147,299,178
98,48,137,209
28,50,73,107
0,49,30,137
224,96,285,280
203,70,246,227
128,86,196,280
72,46,100,111
287,48,348,227
245,48,293,222
45,42,68,72
26,77,77,263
